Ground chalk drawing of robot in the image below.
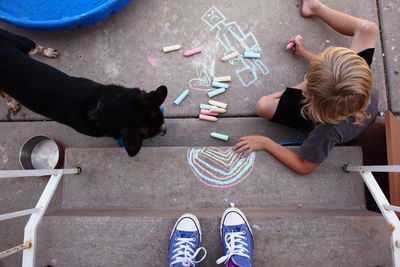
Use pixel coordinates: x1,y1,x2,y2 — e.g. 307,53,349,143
202,7,270,87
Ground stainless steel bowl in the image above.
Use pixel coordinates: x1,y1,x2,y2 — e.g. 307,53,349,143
19,136,64,170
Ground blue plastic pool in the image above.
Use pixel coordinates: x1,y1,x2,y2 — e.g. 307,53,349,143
0,0,132,30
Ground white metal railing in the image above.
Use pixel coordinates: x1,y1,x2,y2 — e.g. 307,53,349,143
345,165,400,267
0,168,80,267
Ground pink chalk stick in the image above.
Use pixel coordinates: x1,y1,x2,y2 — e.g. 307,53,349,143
285,35,303,50
200,109,219,116
184,48,202,57
199,114,218,122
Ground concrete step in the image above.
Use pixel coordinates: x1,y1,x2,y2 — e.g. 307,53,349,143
62,146,365,210
0,118,306,170
36,209,391,267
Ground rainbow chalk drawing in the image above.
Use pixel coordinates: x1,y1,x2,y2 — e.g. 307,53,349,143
187,147,256,188
202,7,270,87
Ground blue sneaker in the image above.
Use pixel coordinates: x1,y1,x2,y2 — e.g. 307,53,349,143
216,206,254,267
168,214,207,267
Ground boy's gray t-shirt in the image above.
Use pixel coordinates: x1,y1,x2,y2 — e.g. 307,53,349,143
298,48,378,164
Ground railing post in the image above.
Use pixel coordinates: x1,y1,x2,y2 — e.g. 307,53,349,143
359,170,400,267
22,171,63,267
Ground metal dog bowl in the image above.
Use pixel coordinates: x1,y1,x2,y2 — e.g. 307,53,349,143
19,136,64,170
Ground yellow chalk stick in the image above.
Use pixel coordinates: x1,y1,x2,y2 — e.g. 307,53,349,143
163,45,182,53
213,76,231,82
209,100,227,109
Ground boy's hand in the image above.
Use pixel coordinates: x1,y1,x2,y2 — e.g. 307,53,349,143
233,136,269,158
291,35,307,57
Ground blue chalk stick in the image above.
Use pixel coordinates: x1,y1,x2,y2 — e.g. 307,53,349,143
212,81,229,89
210,132,229,141
243,52,261,59
160,107,165,113
174,89,190,105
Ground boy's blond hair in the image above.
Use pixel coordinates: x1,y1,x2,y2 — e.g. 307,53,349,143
302,46,372,124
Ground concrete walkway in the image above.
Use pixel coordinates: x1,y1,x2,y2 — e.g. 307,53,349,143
0,0,399,266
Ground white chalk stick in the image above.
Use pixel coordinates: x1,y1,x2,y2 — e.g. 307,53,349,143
221,51,240,62
209,100,227,109
199,114,218,122
163,45,182,53
210,107,226,113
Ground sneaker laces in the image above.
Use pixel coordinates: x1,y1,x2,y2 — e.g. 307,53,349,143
170,237,207,267
216,231,250,265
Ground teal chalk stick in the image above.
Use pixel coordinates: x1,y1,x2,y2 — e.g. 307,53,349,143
208,88,226,98
243,52,261,59
200,104,215,110
174,89,190,105
212,81,229,89
210,132,229,141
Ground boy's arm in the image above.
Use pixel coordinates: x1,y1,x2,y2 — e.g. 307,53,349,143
292,37,318,63
234,135,319,175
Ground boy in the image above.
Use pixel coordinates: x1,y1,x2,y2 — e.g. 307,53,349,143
234,0,379,175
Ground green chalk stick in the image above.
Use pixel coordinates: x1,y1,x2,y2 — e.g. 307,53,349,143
200,104,215,110
208,88,226,98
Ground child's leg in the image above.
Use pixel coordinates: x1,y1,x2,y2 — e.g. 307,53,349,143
256,80,307,120
301,0,378,52
256,90,284,120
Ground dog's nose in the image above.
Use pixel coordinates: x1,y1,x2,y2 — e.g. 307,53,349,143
160,124,167,136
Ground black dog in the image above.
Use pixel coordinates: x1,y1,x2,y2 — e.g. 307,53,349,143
0,28,167,156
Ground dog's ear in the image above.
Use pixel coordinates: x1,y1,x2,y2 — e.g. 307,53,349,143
142,85,168,108
121,127,143,157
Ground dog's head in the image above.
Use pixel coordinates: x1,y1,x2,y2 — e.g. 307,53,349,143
120,85,168,156
93,85,167,157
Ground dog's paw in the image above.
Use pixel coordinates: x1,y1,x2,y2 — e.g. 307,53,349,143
7,99,21,114
43,48,59,58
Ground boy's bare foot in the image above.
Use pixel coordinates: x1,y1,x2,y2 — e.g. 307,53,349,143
301,0,321,17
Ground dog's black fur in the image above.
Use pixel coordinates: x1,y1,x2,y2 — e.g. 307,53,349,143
0,28,167,156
